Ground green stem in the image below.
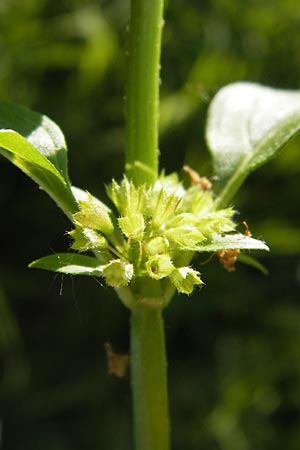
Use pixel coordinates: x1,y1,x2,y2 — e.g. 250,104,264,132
130,305,170,450
124,2,170,448
125,0,164,185
214,166,249,209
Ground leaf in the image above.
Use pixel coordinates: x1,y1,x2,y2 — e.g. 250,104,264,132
196,233,269,252
206,82,300,207
237,254,269,275
0,130,78,215
0,101,70,180
29,253,104,276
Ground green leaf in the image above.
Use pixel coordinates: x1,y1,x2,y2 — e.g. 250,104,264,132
237,254,269,275
196,233,269,252
0,101,69,180
0,130,78,216
29,253,104,276
206,82,300,207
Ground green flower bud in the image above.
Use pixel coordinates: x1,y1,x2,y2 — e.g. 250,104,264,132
118,213,145,240
149,190,182,228
102,259,134,288
108,177,146,216
73,195,114,235
165,225,206,250
153,173,185,197
169,267,203,294
197,209,235,237
179,187,214,216
146,255,174,280
144,236,169,256
69,228,108,251
166,212,199,228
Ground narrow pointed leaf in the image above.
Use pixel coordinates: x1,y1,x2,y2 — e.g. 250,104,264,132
237,254,269,275
0,101,69,180
206,82,300,207
0,130,78,215
29,253,104,276
196,233,269,252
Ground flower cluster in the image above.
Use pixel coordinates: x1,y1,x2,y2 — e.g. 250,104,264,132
68,173,251,294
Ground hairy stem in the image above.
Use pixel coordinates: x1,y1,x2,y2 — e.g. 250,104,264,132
130,305,170,450
125,0,164,185
124,2,170,449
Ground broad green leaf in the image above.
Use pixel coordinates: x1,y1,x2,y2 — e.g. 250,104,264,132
206,82,300,207
0,130,78,216
196,233,269,252
29,253,104,276
0,101,69,180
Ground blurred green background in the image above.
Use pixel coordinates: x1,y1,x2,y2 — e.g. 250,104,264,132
0,0,300,449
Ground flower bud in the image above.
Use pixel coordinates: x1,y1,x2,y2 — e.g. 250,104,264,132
108,177,146,216
165,225,205,250
73,196,114,235
197,209,235,237
169,267,203,294
69,228,108,251
150,191,182,228
146,255,174,280
118,213,145,240
144,236,169,256
102,259,134,288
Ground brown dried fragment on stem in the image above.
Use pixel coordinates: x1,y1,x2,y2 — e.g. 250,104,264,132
183,165,212,190
218,249,240,272
242,221,252,237
104,341,129,378
218,221,253,272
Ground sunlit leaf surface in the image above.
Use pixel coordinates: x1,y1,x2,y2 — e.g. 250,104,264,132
206,82,300,206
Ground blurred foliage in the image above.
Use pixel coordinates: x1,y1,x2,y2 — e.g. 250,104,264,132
0,0,299,449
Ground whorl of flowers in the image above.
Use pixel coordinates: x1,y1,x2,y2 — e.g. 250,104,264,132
68,172,267,295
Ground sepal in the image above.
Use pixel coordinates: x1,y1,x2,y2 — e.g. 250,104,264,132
169,267,203,294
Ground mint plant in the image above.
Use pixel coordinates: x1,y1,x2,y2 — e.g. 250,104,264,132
1,1,300,449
